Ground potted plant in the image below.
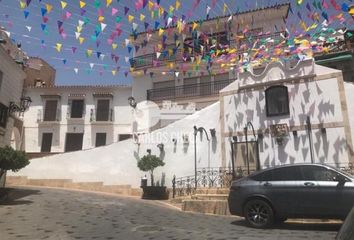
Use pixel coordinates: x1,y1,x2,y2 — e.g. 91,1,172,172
137,154,168,200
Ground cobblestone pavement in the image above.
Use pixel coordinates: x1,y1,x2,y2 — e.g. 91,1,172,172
0,187,339,240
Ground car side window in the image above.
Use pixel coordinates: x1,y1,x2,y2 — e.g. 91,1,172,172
270,167,302,181
251,166,302,181
300,166,338,181
250,171,272,181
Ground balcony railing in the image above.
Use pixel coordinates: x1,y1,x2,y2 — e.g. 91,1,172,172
146,79,232,102
90,108,114,122
37,109,61,123
130,32,285,69
66,107,86,120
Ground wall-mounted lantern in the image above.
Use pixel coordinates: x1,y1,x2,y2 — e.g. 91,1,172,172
128,96,137,109
146,149,151,154
9,96,32,114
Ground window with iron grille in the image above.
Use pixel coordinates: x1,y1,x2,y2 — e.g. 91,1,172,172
43,100,58,121
0,103,8,128
96,99,110,121
70,99,84,118
265,85,289,117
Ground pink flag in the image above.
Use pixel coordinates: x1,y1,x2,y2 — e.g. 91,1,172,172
112,8,118,16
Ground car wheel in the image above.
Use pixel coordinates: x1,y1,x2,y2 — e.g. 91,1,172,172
244,199,274,228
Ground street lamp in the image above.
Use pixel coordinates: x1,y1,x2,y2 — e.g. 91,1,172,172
128,96,137,109
9,96,32,114
244,121,257,175
193,125,210,189
230,136,237,179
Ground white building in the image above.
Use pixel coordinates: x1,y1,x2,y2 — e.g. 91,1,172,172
220,59,354,171
0,28,27,186
23,85,133,157
130,4,290,110
8,59,354,188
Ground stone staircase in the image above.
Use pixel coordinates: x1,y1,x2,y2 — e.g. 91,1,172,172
5,176,142,197
175,188,231,215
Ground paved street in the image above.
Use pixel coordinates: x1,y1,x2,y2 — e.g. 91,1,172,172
0,187,339,240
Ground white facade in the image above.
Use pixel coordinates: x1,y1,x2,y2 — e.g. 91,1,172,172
0,33,27,187
130,4,290,109
10,102,221,187
0,46,26,148
23,85,133,154
9,60,354,187
220,59,354,170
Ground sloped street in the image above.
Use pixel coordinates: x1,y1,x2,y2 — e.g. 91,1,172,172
0,187,339,240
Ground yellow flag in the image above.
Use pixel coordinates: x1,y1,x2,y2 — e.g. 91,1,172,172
159,7,164,17
223,3,228,13
19,1,26,9
140,14,145,21
61,1,67,9
86,49,93,57
98,16,105,22
106,0,112,7
55,43,62,52
77,26,82,33
112,43,118,50
128,15,134,23
79,37,85,44
148,1,154,10
158,28,164,36
46,4,53,13
79,1,86,8
192,22,198,31
349,8,354,15
176,0,180,10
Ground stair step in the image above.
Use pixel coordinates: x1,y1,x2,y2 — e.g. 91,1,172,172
182,199,230,215
191,194,228,200
195,188,230,195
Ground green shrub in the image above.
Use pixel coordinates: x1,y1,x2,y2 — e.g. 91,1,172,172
0,146,29,180
137,154,164,186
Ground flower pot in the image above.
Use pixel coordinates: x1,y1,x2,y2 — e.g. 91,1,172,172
142,186,169,200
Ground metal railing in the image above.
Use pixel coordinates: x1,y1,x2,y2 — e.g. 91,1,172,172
147,79,232,101
172,167,235,198
66,107,86,120
90,108,114,122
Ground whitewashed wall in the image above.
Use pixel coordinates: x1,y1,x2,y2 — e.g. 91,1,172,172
0,46,26,148
10,102,222,187
222,62,350,169
345,82,354,153
23,87,133,153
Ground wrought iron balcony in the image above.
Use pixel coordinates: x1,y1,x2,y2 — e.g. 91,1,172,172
90,108,114,122
146,79,232,102
37,109,61,123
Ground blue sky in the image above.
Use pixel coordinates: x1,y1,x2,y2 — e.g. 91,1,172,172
0,0,352,86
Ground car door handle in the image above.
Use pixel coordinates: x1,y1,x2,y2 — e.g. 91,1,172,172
304,182,315,186
263,182,272,187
